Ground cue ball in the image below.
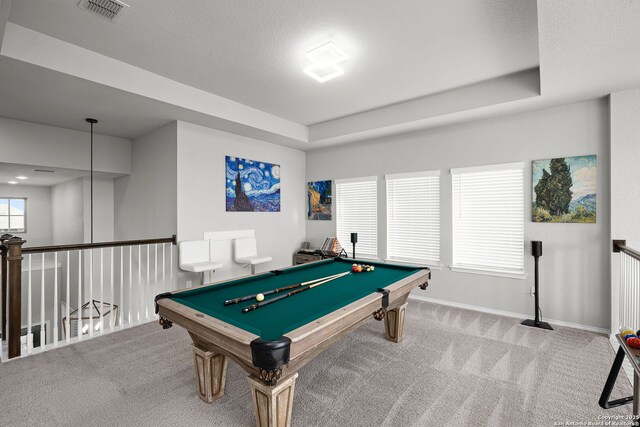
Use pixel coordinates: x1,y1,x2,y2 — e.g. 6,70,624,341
256,293,265,302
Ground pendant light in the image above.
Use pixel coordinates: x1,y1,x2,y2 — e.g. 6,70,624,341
86,118,97,244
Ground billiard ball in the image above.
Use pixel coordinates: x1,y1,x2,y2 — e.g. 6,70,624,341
256,293,265,302
621,329,635,337
628,337,640,349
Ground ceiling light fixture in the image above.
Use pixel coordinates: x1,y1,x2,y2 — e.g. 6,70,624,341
15,176,28,180
304,41,348,83
8,181,18,185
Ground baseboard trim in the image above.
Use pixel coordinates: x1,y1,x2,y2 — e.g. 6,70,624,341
409,294,610,335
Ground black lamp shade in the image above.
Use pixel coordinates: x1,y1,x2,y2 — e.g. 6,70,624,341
531,241,542,257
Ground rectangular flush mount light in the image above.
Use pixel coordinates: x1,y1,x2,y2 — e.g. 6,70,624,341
304,41,348,83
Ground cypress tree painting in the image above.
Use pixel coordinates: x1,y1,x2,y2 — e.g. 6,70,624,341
532,155,596,223
226,156,281,212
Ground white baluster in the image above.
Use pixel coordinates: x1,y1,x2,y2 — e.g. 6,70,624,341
53,252,58,346
154,243,158,317
138,245,141,323
170,243,173,289
40,253,45,349
633,258,640,331
27,254,32,354
120,247,123,328
129,246,132,324
110,247,114,330
66,251,70,342
89,249,93,338
146,244,150,320
100,248,104,334
162,243,166,294
77,250,82,340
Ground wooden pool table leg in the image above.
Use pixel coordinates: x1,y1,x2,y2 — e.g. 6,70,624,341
248,373,298,427
384,302,408,343
191,344,228,403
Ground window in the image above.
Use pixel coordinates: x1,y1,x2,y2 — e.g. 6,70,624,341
0,197,26,233
386,171,440,265
336,177,377,259
451,162,524,278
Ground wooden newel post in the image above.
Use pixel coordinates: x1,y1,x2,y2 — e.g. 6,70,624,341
1,233,12,342
6,236,25,359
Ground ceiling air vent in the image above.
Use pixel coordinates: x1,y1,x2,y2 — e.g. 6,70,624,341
78,0,129,22
33,169,55,173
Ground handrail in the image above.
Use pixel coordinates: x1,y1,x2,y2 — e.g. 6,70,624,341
613,240,640,263
1,233,176,359
20,235,177,254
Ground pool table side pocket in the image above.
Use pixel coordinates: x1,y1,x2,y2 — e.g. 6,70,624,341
285,268,429,371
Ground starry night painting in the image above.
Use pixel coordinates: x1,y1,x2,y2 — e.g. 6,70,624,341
226,156,281,212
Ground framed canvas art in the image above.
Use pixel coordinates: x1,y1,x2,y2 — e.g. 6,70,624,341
307,180,332,220
532,155,596,223
226,156,280,212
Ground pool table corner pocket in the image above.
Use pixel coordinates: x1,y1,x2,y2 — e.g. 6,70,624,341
250,337,292,386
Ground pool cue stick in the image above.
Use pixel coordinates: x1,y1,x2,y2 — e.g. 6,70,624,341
224,271,349,306
242,272,351,313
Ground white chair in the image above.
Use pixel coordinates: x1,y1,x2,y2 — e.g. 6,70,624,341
234,238,272,275
179,240,223,285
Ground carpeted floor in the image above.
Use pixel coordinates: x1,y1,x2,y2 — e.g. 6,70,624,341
0,300,633,426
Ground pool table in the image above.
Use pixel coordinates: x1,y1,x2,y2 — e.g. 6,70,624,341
155,257,430,427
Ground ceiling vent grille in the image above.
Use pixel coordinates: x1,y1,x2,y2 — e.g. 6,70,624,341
78,0,129,22
33,169,55,173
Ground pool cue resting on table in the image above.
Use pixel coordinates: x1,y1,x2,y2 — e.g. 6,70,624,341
224,271,349,306
241,271,351,313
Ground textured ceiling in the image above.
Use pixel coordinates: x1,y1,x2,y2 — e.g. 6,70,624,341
8,0,539,125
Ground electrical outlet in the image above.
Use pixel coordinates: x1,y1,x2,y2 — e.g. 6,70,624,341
186,280,193,288
529,287,535,296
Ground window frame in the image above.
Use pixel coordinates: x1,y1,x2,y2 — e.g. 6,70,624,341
450,162,526,279
385,170,441,268
335,176,378,260
0,197,27,233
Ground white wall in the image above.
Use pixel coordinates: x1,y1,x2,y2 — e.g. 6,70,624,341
307,98,610,330
82,177,114,243
51,178,84,245
176,121,306,279
0,117,131,174
114,122,177,240
610,88,640,331
0,184,52,246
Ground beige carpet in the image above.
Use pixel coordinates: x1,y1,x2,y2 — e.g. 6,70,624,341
0,300,633,426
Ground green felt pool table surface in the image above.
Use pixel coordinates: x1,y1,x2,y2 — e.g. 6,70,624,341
169,258,423,341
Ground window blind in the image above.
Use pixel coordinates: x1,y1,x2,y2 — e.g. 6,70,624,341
451,162,524,276
386,171,440,265
336,177,378,258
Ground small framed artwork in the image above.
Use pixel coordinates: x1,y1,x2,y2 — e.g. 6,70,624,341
226,156,281,212
307,180,332,220
532,155,596,223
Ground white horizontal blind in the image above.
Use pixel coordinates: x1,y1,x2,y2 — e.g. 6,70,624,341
386,171,440,264
452,163,524,274
336,177,377,258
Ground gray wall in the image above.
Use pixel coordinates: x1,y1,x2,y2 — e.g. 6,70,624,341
610,88,640,330
0,184,52,246
0,117,131,174
176,121,306,274
306,98,610,330
114,122,177,240
51,178,84,245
